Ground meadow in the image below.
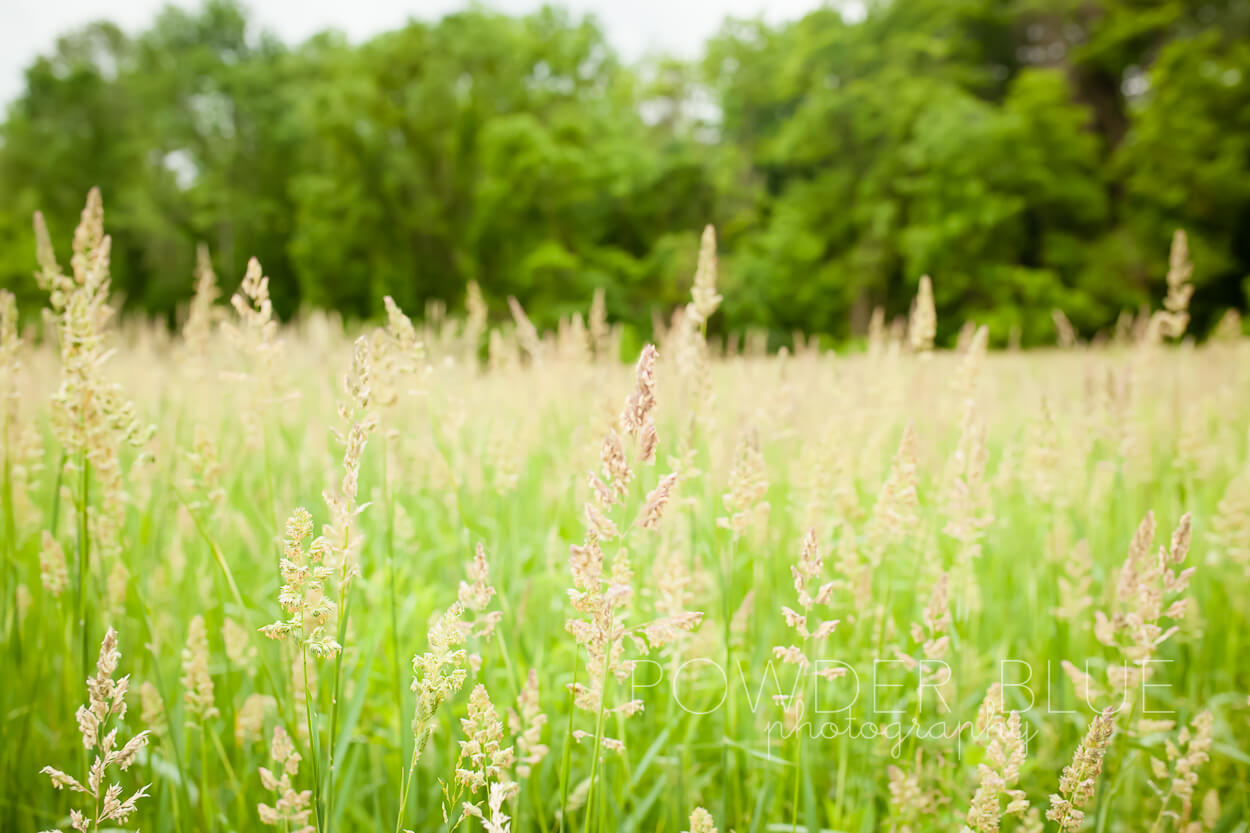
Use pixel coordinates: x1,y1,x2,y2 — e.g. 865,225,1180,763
1,191,1248,833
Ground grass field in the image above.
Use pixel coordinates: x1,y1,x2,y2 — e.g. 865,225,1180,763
2,194,1248,833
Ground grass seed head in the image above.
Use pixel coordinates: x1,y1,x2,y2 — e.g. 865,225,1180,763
1047,709,1116,832
181,614,219,722
42,627,151,833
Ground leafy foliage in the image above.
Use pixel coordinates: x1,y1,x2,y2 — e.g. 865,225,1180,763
1,0,1249,344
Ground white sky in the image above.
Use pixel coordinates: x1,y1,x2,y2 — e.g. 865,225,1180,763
1,0,856,105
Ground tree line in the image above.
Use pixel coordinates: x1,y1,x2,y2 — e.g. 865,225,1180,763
1,0,1248,345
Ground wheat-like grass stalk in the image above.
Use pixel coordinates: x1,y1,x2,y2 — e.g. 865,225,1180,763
395,602,469,833
959,684,1029,833
34,190,149,681
257,726,314,833
3,217,1243,833
908,275,936,354
39,627,151,833
0,290,19,619
1046,709,1115,832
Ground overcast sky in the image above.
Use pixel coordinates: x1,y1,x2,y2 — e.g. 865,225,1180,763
2,0,857,105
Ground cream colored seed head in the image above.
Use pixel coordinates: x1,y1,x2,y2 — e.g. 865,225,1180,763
181,614,218,722
41,627,152,833
39,531,69,597
181,243,220,372
1047,709,1115,832
257,725,314,833
139,681,167,738
689,225,722,325
223,617,257,672
410,603,469,762
509,669,549,779
1159,229,1195,338
235,694,274,747
909,275,936,353
684,806,719,833
455,684,515,793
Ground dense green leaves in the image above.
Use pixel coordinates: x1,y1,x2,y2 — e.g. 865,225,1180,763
1,0,1248,344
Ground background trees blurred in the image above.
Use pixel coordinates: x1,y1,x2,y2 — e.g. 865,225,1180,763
2,0,1248,345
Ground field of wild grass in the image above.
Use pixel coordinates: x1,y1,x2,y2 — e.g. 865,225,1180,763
2,192,1249,833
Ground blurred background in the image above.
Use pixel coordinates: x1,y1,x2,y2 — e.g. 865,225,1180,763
1,0,1248,347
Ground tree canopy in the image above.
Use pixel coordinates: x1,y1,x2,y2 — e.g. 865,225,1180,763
2,0,1248,345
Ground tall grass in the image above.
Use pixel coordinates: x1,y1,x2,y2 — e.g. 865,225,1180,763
2,194,1248,833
